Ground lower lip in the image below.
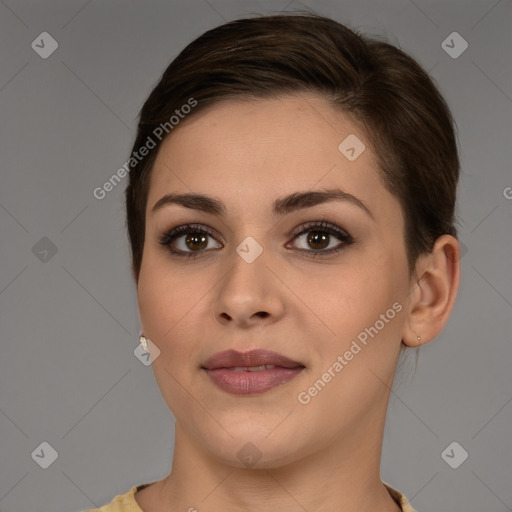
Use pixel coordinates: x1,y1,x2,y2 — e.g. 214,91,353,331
203,367,304,394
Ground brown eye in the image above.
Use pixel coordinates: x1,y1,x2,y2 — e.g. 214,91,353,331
289,220,355,257
185,233,208,251
306,231,330,250
159,224,222,257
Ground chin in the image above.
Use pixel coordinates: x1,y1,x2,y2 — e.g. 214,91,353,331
197,426,309,471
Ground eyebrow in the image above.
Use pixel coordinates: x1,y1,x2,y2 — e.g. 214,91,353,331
151,188,373,219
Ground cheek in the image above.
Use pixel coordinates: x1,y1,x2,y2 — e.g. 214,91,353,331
300,263,387,322
293,263,405,428
296,251,407,360
137,252,214,359
136,254,222,433
137,252,186,340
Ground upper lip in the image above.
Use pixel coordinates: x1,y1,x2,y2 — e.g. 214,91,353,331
202,349,304,370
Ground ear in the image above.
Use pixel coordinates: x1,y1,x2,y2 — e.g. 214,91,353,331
402,235,461,347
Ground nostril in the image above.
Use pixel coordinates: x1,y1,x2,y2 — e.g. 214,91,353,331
255,311,269,318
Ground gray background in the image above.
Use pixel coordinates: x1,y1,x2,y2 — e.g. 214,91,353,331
0,1,511,511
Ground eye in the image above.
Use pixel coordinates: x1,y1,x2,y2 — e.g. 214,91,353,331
159,220,354,259
287,220,354,257
158,224,222,258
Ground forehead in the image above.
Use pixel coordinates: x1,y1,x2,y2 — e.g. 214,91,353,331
146,93,393,218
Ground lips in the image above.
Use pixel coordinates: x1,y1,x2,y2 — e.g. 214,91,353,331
202,349,303,370
201,349,305,394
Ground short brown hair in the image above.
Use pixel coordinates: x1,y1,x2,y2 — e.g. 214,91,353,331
125,13,459,282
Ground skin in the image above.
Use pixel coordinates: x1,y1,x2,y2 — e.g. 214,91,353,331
134,92,460,512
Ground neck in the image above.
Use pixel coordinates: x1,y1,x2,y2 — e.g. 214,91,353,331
153,407,401,512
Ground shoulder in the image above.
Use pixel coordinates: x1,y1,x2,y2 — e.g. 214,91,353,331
82,483,151,512
383,482,418,512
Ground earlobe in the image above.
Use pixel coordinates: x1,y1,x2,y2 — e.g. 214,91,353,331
402,235,461,348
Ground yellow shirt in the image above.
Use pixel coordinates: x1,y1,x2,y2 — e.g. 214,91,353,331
83,482,417,511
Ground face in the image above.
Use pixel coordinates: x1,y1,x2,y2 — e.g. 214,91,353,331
137,93,412,468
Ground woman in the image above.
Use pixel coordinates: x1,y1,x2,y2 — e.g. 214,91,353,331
86,12,460,512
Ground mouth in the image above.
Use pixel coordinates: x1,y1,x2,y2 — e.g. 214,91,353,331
201,349,305,395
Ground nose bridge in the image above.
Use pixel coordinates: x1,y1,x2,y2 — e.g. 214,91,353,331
221,238,268,302
212,236,285,325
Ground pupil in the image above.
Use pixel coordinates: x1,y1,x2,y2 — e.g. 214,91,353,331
308,231,329,250
186,233,208,250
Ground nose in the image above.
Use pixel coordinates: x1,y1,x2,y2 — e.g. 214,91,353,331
211,246,286,329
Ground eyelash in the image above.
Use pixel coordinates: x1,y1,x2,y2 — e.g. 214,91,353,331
158,221,355,259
